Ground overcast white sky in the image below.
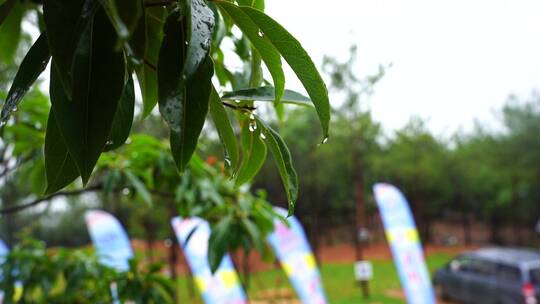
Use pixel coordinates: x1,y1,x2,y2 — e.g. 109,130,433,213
265,0,540,135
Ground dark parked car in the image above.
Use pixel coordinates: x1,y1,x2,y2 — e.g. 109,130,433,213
434,248,540,304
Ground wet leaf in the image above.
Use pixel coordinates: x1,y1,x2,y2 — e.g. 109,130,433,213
241,218,263,252
44,107,79,194
235,118,267,186
208,215,233,273
217,2,284,102
0,0,22,63
43,0,88,97
98,0,142,41
222,86,313,107
242,7,330,140
50,10,125,184
168,56,214,171
236,0,264,11
0,0,16,27
136,6,166,118
209,86,239,171
125,169,152,205
105,74,135,151
184,0,215,80
1,32,50,122
158,8,214,171
255,116,298,215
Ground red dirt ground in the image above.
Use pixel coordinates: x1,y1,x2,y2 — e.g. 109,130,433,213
131,239,474,274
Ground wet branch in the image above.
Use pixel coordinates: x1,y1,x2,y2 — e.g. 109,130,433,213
0,185,175,215
222,102,257,112
0,185,103,215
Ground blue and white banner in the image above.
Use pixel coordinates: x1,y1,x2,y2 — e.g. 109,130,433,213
171,216,247,304
84,210,134,272
0,239,7,304
267,207,327,304
373,183,435,304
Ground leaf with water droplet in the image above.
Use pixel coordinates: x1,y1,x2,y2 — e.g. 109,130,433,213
255,116,298,215
184,0,215,80
104,74,135,151
209,86,239,172
216,2,285,103
124,169,152,205
158,9,185,133
222,86,314,107
242,7,330,140
51,10,125,185
236,117,267,186
158,7,215,171
248,120,257,132
1,32,50,122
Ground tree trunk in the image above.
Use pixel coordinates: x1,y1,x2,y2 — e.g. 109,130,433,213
462,212,472,246
490,215,502,245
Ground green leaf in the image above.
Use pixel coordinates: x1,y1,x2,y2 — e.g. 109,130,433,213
0,0,22,63
104,74,135,151
50,10,125,184
241,218,263,252
97,0,142,41
222,86,313,107
235,118,267,186
43,0,87,97
44,108,80,194
255,116,298,215
169,56,214,172
208,215,233,273
184,0,215,80
158,9,214,171
217,2,284,102
236,0,264,10
209,86,239,171
128,1,146,62
136,6,166,118
124,169,152,205
0,0,16,27
1,33,50,122
242,7,330,140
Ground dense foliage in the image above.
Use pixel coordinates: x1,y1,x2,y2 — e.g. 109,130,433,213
0,238,174,303
0,0,330,215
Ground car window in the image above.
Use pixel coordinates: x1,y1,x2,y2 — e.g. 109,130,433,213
497,264,521,283
451,256,494,275
530,268,540,285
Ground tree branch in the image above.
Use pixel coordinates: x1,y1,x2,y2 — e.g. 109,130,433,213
0,185,103,215
0,185,177,215
222,102,257,112
144,0,174,7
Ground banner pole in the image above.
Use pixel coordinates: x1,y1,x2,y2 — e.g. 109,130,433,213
353,151,370,298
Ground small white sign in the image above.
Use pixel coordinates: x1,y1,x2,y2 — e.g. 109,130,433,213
354,261,373,281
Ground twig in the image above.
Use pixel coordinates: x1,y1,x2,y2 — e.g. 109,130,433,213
0,185,103,215
144,0,174,7
0,185,177,215
222,102,257,112
144,59,157,71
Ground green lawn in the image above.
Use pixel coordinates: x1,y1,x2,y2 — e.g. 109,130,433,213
175,253,453,303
